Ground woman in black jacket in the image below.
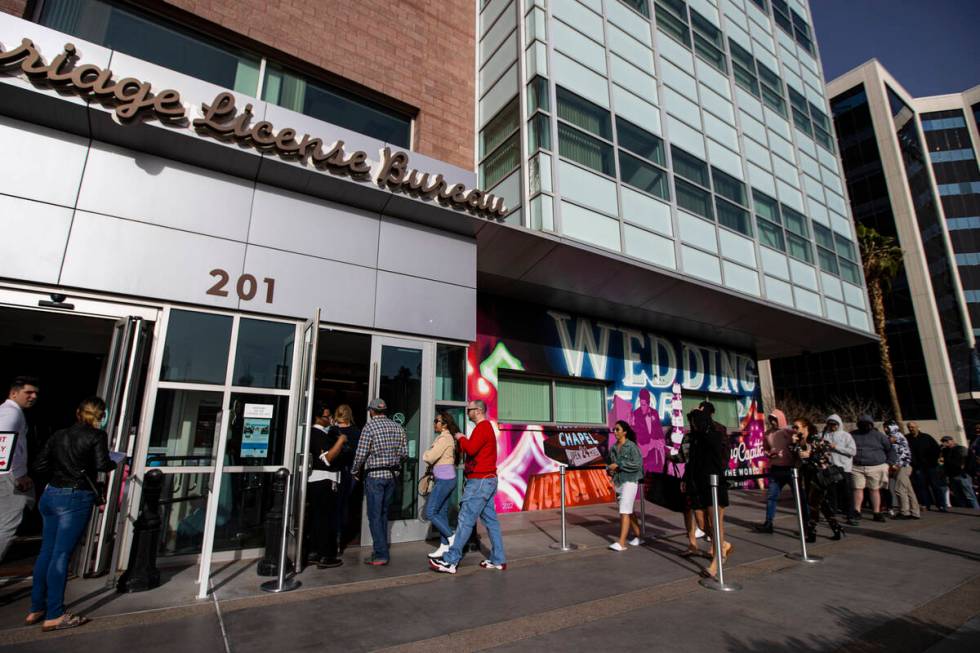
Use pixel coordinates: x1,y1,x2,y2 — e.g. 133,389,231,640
25,396,116,631
684,409,732,579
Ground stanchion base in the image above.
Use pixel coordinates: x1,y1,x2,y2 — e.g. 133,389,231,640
549,542,579,551
260,577,302,593
786,552,823,564
699,577,742,592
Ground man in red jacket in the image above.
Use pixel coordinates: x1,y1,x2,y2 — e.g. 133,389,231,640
429,399,506,573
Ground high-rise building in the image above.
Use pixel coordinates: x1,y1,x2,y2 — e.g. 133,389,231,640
769,59,980,440
0,0,872,588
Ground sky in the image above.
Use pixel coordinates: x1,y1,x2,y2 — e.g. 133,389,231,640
810,0,980,97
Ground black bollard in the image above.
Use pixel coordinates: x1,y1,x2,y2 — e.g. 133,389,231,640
258,468,293,577
117,469,164,593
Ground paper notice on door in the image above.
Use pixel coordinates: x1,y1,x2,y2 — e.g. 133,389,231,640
243,404,274,419
242,404,273,458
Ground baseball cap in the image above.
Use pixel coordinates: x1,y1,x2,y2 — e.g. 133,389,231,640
940,435,953,442
367,398,388,412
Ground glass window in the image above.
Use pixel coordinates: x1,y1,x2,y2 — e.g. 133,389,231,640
782,205,809,237
481,97,520,158
528,76,550,114
813,223,835,251
499,376,552,422
712,167,746,205
761,85,787,116
232,319,294,389
481,132,520,187
672,147,709,187
655,5,691,46
835,234,857,260
619,151,671,200
757,63,781,91
814,128,834,152
436,344,466,402
788,87,809,113
226,393,289,466
558,123,616,175
792,108,813,136
732,63,760,97
690,10,722,48
817,247,839,275
729,40,755,71
657,0,689,21
212,471,277,553
754,191,780,223
717,199,752,236
693,34,727,73
155,471,213,556
263,65,411,147
161,310,232,384
676,178,715,220
617,118,666,166
809,104,831,131
555,382,605,424
147,389,224,467
840,259,861,284
758,217,785,251
528,112,552,152
787,233,813,263
40,0,260,95
619,0,651,17
557,87,612,139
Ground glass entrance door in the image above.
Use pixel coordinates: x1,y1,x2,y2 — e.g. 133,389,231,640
363,337,433,544
289,310,319,573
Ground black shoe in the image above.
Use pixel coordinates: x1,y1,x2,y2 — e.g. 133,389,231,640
753,522,774,534
831,528,844,541
806,532,817,544
316,558,343,569
873,512,886,523
938,506,948,513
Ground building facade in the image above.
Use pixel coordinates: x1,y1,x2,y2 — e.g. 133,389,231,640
770,60,980,440
1,0,871,590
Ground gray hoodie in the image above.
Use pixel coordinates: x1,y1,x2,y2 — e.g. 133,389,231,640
824,414,857,472
850,415,896,467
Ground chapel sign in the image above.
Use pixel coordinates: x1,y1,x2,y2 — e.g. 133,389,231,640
0,37,508,219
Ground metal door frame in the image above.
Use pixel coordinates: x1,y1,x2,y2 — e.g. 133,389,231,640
289,309,320,573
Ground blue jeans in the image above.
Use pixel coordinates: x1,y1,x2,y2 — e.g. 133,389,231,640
913,466,947,508
364,476,396,561
765,467,809,524
31,487,95,619
426,478,456,544
443,477,505,566
948,474,979,509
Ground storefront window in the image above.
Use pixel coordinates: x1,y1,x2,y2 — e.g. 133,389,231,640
555,381,604,424
161,310,232,384
378,345,422,520
226,393,289,466
147,389,223,467
499,376,552,422
232,319,295,389
436,344,466,402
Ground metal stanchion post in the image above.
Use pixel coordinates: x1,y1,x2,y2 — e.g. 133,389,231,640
549,464,577,551
699,474,741,592
786,467,822,564
261,470,302,593
639,478,646,540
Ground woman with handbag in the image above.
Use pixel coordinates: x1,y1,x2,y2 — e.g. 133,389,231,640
26,396,116,631
607,421,644,551
423,411,460,559
685,410,732,578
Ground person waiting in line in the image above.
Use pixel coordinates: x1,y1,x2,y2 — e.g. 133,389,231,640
0,376,39,563
884,419,920,519
308,402,348,569
607,420,644,552
26,396,116,631
795,418,844,542
940,436,979,509
669,425,705,558
352,398,407,566
755,409,803,533
684,410,731,578
424,411,461,559
429,399,506,574
822,415,857,522
331,404,361,552
907,422,946,512
850,415,895,522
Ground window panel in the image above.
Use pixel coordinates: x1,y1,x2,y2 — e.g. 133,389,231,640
840,259,861,284
619,0,651,17
558,123,616,175
481,132,521,187
676,178,715,220
528,76,550,113
753,190,780,223
690,10,722,48
717,198,752,236
787,233,813,263
693,34,728,73
436,344,467,402
817,247,839,275
655,5,691,46
761,85,787,116
835,234,857,261
232,319,294,389
161,310,232,384
782,204,809,237
557,87,612,139
528,112,552,152
499,376,552,422
729,39,755,70
813,223,835,250
481,97,520,158
555,382,605,424
758,217,785,250
712,167,746,205
732,63,760,97
619,151,671,200
617,117,666,165
672,147,710,187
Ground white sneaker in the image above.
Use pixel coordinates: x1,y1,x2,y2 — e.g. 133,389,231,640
428,543,449,559
628,537,642,546
448,533,456,547
608,542,627,552
695,528,706,539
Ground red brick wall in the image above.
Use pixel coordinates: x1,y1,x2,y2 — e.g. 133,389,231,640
162,0,476,170
0,0,28,18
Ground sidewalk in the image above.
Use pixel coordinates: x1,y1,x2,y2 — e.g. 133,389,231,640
0,489,977,651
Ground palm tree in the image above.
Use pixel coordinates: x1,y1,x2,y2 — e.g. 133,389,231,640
856,224,905,423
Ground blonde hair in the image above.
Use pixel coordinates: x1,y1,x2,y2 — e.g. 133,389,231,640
334,404,354,426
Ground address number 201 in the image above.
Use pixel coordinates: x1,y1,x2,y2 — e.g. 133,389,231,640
207,269,276,304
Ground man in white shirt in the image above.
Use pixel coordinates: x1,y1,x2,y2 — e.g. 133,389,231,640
308,403,347,568
0,376,39,561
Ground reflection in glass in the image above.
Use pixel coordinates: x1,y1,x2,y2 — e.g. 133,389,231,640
147,390,223,467
157,472,220,556
213,472,276,552
233,319,295,389
226,394,289,466
436,345,466,402
161,310,232,384
378,346,422,521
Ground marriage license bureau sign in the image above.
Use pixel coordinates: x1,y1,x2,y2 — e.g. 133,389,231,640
0,38,508,220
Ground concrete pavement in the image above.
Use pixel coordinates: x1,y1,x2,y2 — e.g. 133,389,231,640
0,489,977,652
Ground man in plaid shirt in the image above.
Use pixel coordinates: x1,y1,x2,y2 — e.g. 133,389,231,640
353,398,407,565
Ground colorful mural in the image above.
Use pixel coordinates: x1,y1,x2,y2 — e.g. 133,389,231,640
469,298,768,513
